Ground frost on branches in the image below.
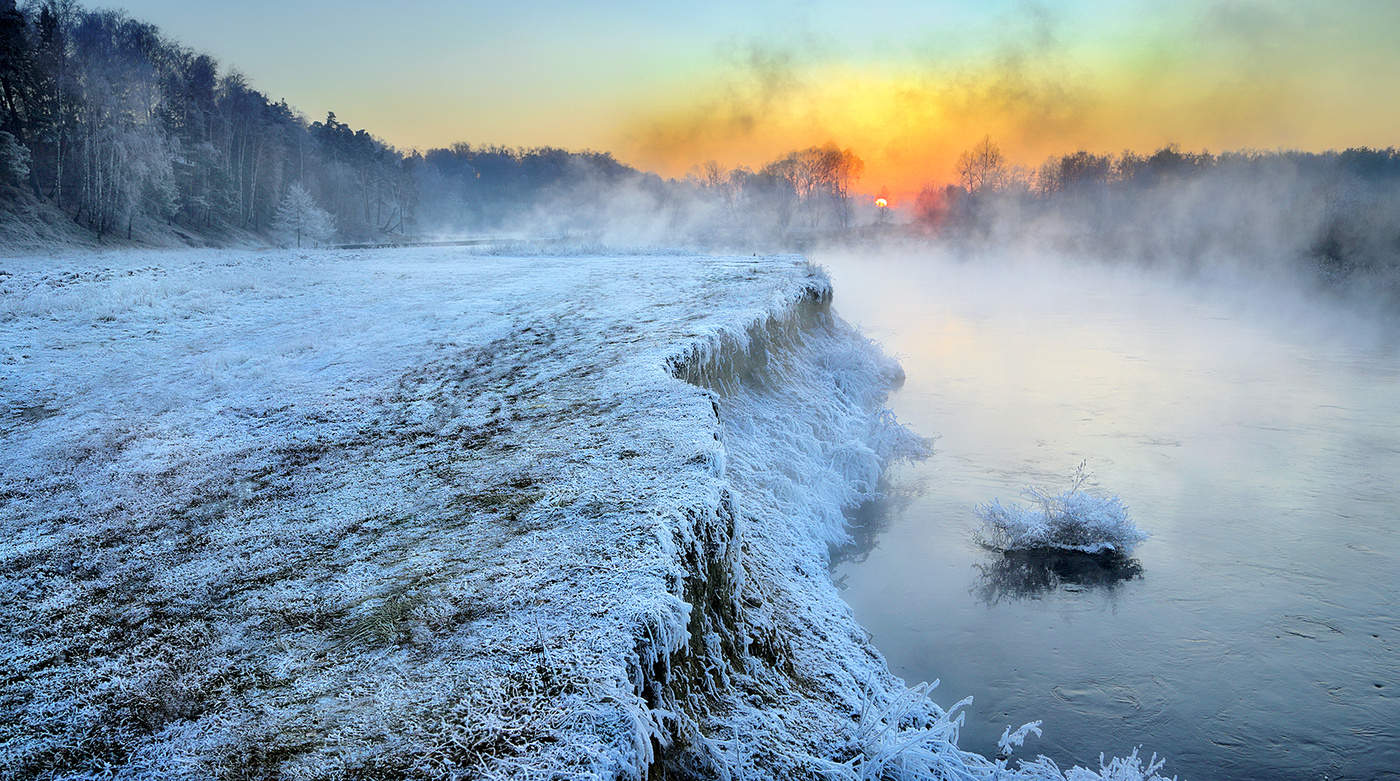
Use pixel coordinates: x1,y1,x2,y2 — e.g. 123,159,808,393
272,182,336,248
976,462,1149,555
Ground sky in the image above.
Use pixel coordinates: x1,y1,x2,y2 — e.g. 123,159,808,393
112,0,1400,198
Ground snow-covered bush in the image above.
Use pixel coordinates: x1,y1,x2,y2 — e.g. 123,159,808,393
834,684,1177,781
975,462,1148,554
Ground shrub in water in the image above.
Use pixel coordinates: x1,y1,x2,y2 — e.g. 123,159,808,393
975,462,1148,555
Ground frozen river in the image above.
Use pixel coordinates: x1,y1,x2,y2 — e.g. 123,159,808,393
820,249,1400,780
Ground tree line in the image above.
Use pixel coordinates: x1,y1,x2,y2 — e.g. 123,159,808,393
0,0,413,244
0,3,607,244
2,0,1398,280
912,137,1400,282
0,0,871,248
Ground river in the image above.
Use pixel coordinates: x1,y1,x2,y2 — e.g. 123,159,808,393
817,248,1400,780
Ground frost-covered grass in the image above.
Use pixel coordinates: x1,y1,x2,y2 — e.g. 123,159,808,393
975,463,1149,555
0,248,1172,780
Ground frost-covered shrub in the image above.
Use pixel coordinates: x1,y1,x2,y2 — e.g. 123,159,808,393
834,684,1178,781
1004,748,1174,781
975,462,1148,554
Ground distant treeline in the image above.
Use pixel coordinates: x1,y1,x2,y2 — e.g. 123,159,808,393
0,1,654,245
0,0,866,247
912,138,1400,282
1,0,1398,289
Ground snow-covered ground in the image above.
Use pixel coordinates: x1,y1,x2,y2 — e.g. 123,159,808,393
0,249,1172,779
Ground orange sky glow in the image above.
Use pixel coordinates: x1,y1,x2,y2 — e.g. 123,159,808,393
116,0,1400,202
616,49,1400,201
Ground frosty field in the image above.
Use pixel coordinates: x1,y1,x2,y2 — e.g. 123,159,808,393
0,249,1170,780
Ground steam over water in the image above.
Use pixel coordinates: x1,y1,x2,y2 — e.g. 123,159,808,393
818,249,1400,781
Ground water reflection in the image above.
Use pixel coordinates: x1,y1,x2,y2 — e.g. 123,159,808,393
831,497,895,569
972,548,1143,605
831,482,921,569
820,250,1400,779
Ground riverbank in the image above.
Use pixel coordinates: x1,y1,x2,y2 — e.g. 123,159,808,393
0,248,1173,779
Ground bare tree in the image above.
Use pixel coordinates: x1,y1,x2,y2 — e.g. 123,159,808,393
814,144,863,229
957,135,1007,193
761,144,863,230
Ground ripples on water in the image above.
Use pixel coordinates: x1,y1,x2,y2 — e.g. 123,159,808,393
820,249,1400,780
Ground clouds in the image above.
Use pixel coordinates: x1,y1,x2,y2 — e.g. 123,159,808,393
615,0,1400,196
618,6,1096,196
117,0,1400,190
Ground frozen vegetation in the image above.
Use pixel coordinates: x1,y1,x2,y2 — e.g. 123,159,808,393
0,249,1171,779
976,464,1149,555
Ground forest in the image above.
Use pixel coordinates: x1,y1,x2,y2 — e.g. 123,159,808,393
0,0,862,247
915,138,1400,284
2,0,1399,296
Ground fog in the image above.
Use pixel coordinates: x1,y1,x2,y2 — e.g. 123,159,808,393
4,0,1398,318
817,242,1399,352
409,144,1400,325
5,2,1398,779
816,233,1400,781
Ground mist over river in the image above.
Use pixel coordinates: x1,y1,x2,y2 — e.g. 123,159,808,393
817,249,1400,780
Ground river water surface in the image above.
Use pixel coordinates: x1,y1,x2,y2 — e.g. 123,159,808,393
818,249,1399,780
